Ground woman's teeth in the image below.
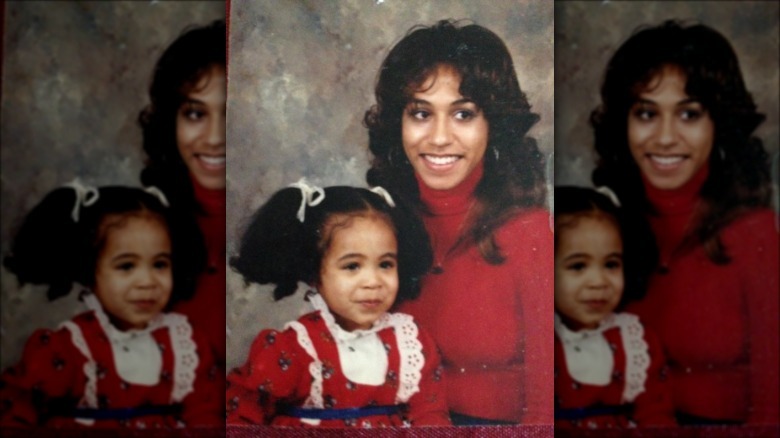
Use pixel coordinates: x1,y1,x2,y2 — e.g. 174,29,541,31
650,155,684,166
198,155,226,166
424,155,459,165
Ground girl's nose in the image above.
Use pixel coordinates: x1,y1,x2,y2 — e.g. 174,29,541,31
362,267,383,289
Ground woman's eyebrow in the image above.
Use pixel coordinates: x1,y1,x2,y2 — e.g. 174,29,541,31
407,97,475,106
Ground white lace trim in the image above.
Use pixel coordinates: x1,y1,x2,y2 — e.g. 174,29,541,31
164,313,199,402
61,321,97,426
285,321,322,426
616,313,650,403
81,292,198,402
305,292,424,403
388,313,423,403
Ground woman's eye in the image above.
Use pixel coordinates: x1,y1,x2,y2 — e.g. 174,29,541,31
454,109,475,121
680,108,703,121
632,108,656,120
409,109,430,120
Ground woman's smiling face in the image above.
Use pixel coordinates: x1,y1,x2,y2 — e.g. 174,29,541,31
176,65,226,190
401,65,489,191
627,66,714,190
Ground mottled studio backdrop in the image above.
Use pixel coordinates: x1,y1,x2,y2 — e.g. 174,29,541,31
554,1,779,201
0,1,225,369
226,1,554,371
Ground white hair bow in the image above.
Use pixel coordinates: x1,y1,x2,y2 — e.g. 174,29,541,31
63,178,99,222
289,178,325,222
595,186,621,207
369,186,395,207
144,186,170,207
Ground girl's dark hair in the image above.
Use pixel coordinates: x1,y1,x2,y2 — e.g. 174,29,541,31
4,186,204,305
138,19,226,215
231,186,432,304
591,20,771,265
554,186,651,307
364,19,546,264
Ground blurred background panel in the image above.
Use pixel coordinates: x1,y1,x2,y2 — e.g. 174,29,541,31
0,1,225,369
554,1,779,194
226,1,554,372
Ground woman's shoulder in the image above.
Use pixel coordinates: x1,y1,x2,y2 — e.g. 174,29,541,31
495,207,553,252
721,207,779,246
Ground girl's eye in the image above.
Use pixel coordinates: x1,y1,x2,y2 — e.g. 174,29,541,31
116,262,135,272
342,262,360,271
566,262,586,272
154,260,171,270
379,260,396,270
605,260,623,270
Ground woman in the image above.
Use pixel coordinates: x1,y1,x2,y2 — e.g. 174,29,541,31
138,19,227,370
591,20,779,425
364,20,553,425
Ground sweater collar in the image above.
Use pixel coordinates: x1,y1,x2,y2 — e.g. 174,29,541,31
190,174,226,217
416,159,483,216
643,162,708,215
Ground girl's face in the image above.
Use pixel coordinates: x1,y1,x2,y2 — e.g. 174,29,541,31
94,214,173,331
554,214,623,331
627,66,714,190
317,214,399,331
176,65,227,190
401,64,489,191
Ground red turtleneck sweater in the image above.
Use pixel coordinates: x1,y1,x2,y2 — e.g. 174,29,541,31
174,178,227,370
626,164,779,424
398,163,554,423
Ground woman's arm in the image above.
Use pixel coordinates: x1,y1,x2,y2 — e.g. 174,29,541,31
507,210,554,424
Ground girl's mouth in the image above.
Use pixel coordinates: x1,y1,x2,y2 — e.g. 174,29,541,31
358,299,383,309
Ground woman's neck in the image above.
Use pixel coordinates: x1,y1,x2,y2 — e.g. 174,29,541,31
643,162,709,216
190,174,226,217
417,160,484,216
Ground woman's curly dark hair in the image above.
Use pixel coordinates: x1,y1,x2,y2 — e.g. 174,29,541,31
364,19,547,264
231,186,432,304
138,19,226,214
591,20,771,265
4,186,204,306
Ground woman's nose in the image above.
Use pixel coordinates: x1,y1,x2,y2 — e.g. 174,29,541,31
656,115,677,147
207,112,226,147
430,117,453,147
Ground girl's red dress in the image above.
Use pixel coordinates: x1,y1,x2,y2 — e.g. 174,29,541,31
554,312,676,428
226,293,451,427
0,293,223,428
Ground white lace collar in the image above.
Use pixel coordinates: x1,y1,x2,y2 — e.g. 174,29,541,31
554,312,617,343
82,292,166,342
307,291,394,342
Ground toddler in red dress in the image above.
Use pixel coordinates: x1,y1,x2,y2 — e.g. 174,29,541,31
1,180,223,429
554,186,676,429
227,179,451,427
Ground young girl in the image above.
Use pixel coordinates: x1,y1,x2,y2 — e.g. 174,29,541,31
0,180,223,428
226,179,451,427
554,186,676,429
